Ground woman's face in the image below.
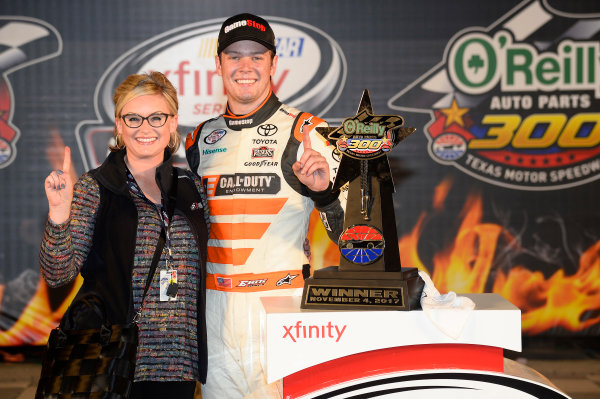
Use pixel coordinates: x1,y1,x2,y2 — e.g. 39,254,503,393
115,94,177,165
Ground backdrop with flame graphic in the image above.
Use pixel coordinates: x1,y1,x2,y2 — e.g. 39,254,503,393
0,0,599,346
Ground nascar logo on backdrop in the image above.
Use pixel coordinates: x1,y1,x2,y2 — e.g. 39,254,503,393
75,16,346,170
389,0,600,190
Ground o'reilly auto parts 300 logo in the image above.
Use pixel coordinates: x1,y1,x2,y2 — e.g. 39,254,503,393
389,0,600,190
75,16,346,170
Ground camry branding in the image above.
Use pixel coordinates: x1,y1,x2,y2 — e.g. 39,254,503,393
0,17,62,168
75,17,345,169
282,321,347,343
389,0,600,190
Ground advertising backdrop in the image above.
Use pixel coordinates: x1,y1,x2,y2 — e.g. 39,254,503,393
0,0,599,345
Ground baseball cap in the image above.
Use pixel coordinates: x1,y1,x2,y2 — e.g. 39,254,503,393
217,13,276,55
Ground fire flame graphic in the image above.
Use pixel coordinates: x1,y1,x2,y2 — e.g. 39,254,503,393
1,177,598,346
309,177,600,335
0,276,82,346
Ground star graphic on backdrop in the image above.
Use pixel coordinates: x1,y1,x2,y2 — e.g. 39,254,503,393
316,89,416,191
440,98,469,127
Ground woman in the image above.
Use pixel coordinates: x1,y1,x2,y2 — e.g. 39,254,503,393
39,72,208,399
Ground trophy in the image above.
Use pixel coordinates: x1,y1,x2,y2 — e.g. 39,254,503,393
301,90,424,310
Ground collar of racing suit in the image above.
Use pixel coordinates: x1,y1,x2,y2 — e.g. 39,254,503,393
223,89,282,130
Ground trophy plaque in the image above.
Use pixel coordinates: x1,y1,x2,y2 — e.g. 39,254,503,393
301,89,424,310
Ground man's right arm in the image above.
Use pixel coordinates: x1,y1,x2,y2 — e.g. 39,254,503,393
306,121,347,243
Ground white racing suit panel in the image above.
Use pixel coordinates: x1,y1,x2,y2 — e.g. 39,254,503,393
186,92,342,399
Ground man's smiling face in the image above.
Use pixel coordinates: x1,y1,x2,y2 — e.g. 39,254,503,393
216,40,278,115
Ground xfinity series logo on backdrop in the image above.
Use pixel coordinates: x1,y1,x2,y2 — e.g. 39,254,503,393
75,16,346,170
0,17,62,168
389,0,600,190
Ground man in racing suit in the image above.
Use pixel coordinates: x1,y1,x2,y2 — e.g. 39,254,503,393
185,13,344,399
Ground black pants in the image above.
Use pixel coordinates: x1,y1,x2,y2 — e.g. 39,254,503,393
131,381,197,399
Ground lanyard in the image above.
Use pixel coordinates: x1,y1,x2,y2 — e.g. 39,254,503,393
156,202,174,268
125,168,174,268
125,166,179,302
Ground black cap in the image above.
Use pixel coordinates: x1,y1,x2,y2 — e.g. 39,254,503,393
217,13,276,55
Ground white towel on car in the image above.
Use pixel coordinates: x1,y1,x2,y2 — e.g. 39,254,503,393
418,270,476,340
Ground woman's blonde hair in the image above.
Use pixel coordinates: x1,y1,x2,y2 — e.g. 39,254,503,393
110,71,180,153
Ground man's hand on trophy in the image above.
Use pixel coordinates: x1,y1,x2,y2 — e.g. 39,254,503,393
293,124,331,192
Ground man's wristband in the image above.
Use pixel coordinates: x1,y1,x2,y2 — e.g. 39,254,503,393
307,182,339,207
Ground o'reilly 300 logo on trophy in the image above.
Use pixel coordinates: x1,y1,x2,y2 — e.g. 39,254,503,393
336,112,400,159
301,90,424,311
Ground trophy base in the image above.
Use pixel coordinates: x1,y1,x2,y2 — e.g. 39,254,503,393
300,266,424,311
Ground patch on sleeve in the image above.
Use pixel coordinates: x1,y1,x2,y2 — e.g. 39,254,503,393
293,113,325,142
319,210,332,231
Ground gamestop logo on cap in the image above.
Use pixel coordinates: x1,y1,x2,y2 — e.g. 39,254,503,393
75,16,346,170
217,13,276,55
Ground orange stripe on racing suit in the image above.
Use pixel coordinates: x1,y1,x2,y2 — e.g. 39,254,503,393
206,198,288,265
210,223,270,240
207,247,254,266
206,270,304,292
293,113,325,142
207,198,287,215
185,121,206,151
